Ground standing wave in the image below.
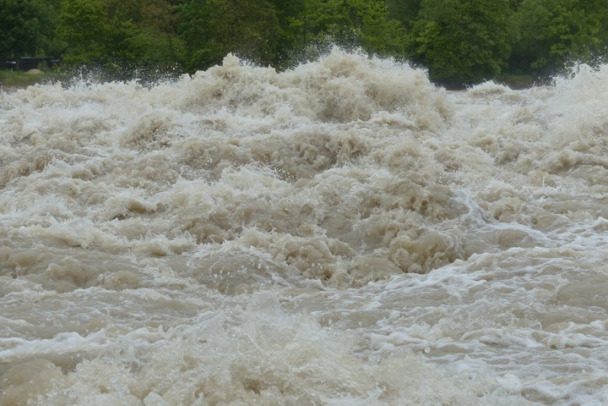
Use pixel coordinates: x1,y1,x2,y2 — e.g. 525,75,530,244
2,51,608,404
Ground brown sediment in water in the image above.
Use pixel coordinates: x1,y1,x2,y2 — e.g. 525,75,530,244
1,50,608,405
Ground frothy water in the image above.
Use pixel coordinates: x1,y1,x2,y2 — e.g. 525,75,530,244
1,50,608,405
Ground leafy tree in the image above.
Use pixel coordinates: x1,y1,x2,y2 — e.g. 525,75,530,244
289,0,407,58
408,0,513,85
102,0,183,69
384,0,422,29
4,0,603,84
137,0,183,67
177,0,282,71
0,0,58,59
512,0,606,73
56,0,112,65
57,0,182,73
269,0,307,66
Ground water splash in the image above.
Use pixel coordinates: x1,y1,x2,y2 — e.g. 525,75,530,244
2,49,608,404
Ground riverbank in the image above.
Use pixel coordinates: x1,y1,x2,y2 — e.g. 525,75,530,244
0,70,67,91
0,70,45,87
0,68,540,92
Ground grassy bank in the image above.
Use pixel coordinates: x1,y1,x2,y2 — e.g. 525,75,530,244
0,70,66,90
0,70,44,88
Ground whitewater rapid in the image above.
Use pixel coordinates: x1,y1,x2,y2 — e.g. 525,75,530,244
1,50,608,405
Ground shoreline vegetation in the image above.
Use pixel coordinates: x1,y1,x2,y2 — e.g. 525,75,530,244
1,0,606,90
0,69,80,91
0,70,49,89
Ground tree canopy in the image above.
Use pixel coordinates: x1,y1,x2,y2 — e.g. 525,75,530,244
1,0,607,86
408,0,513,84
177,0,282,71
511,0,606,73
0,0,58,59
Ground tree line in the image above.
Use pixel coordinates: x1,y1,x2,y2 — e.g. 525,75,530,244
1,0,607,86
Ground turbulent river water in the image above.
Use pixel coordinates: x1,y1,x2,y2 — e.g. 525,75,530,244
1,50,608,405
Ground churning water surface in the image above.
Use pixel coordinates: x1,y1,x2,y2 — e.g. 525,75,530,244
1,50,608,405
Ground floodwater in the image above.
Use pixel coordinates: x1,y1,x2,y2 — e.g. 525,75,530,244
1,50,608,405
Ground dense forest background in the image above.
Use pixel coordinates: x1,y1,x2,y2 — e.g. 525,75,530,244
1,0,607,86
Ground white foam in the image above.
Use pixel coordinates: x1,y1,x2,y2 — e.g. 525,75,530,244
2,50,608,404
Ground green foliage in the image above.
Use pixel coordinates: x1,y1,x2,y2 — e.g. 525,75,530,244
56,0,111,64
0,0,58,59
177,0,282,71
1,0,607,86
289,0,407,59
408,0,513,84
0,69,66,88
56,0,182,74
384,0,422,29
512,0,606,73
137,1,184,67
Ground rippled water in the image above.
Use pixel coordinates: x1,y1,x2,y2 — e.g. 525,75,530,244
2,50,608,405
